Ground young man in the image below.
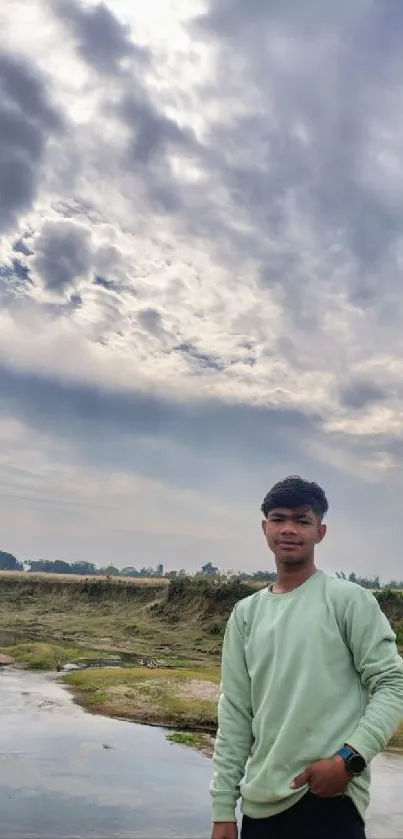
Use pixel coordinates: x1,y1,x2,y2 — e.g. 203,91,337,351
210,476,403,839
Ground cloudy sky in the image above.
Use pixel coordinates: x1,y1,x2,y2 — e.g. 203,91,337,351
1,0,403,579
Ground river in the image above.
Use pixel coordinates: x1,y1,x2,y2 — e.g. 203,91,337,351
0,667,401,838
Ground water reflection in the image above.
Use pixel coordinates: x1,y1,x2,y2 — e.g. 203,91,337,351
0,668,401,838
0,668,213,838
366,751,403,839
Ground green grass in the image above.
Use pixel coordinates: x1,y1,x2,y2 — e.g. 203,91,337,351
166,731,214,753
395,623,403,646
159,657,189,668
3,642,115,670
166,731,200,746
61,665,220,731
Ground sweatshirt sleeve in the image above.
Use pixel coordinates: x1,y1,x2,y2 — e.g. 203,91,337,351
343,586,403,763
210,602,253,823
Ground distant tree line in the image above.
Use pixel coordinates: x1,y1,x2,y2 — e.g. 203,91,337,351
0,551,402,589
0,551,24,572
334,571,382,589
0,552,166,578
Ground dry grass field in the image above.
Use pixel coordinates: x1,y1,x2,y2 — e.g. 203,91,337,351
0,570,168,585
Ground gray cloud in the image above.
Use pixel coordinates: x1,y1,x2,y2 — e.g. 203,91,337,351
30,219,92,293
189,0,403,307
120,96,195,165
0,51,61,231
94,275,115,291
53,0,148,74
175,343,227,373
52,1,202,217
137,307,163,335
0,51,60,130
12,237,33,256
0,257,31,286
92,0,403,336
1,360,401,553
0,362,320,473
197,0,367,38
339,380,389,411
114,94,203,217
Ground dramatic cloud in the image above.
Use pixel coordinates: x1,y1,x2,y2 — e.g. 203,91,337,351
339,381,389,411
193,0,403,305
0,51,61,231
1,0,403,576
30,218,92,294
137,307,163,335
54,0,148,75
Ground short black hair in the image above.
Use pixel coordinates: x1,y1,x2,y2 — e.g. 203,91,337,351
261,475,329,520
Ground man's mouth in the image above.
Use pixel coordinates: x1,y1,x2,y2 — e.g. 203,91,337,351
278,542,300,549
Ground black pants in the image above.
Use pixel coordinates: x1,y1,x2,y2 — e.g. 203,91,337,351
241,792,366,839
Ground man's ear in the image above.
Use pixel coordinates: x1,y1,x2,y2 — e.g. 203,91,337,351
261,519,267,537
316,523,327,544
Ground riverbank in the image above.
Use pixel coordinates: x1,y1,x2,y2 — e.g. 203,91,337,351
0,573,255,665
1,573,403,756
1,640,221,754
61,664,220,755
3,639,403,756
1,571,401,661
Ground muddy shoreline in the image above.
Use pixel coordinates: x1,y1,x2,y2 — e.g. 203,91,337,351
1,645,220,756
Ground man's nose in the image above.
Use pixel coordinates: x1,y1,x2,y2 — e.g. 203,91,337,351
280,521,298,535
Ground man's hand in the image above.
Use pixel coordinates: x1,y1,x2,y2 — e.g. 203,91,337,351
211,821,238,839
289,756,351,797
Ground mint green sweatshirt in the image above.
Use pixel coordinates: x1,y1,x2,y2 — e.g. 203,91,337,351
210,570,403,823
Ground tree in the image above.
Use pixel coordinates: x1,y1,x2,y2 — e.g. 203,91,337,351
156,563,164,577
0,551,22,571
139,566,155,577
99,565,119,576
201,561,218,576
28,560,73,574
336,571,381,590
71,561,98,576
250,570,276,582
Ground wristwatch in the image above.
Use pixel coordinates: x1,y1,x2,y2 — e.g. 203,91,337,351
335,745,366,776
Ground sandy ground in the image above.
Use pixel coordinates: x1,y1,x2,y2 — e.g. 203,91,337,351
177,679,220,702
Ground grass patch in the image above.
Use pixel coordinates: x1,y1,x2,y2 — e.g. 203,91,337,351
159,657,189,668
3,642,114,670
167,731,200,746
166,730,215,754
61,665,220,732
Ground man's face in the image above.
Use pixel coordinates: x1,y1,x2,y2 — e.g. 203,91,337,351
262,506,326,565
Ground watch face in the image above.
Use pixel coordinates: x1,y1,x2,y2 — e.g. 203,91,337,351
348,753,366,774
